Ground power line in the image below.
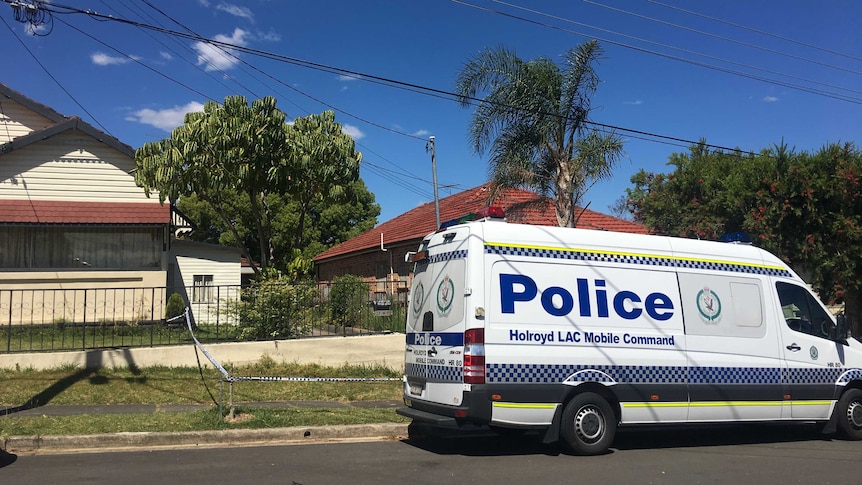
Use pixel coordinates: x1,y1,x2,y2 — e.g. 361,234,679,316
647,0,862,64
32,0,803,154
54,16,216,101
581,0,862,77
487,0,862,98
104,0,260,98
0,14,113,135
138,0,427,142
3,1,818,162
453,0,862,104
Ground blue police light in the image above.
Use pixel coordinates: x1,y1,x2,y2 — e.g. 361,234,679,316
719,232,752,244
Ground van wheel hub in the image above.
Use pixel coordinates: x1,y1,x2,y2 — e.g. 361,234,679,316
848,400,862,429
575,405,605,442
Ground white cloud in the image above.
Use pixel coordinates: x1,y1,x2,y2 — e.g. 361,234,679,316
338,74,362,82
126,101,206,132
342,124,365,140
197,0,210,6
216,2,254,22
623,100,643,105
160,51,173,61
91,52,130,66
763,96,779,103
194,28,248,71
256,30,281,42
412,129,430,137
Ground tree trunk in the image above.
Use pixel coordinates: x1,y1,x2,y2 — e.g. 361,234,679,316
555,158,575,228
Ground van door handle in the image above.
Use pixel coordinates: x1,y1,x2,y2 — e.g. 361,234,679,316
786,343,801,351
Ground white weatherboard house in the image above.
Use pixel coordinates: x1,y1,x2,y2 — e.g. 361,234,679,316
0,83,239,326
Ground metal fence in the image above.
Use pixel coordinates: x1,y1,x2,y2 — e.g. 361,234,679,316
1,280,408,353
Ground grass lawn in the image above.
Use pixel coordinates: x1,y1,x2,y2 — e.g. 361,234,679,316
1,359,407,436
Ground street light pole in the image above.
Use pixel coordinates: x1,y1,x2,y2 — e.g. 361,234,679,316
427,136,440,228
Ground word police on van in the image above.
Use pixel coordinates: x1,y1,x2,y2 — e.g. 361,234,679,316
397,207,862,455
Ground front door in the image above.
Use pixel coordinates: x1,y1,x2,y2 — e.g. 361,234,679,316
775,281,843,419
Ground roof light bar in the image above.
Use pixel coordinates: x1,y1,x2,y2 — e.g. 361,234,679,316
438,206,505,230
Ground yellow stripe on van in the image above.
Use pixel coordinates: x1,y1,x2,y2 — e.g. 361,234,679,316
492,402,557,410
624,400,834,409
485,241,786,272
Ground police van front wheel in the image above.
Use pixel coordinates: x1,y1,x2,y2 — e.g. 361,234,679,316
560,392,617,455
836,388,862,440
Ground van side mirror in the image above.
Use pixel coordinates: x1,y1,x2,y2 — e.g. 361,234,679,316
833,314,848,342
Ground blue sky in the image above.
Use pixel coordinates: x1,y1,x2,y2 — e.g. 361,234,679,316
3,0,860,223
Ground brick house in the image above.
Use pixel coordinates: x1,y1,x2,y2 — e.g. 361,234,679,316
313,183,647,296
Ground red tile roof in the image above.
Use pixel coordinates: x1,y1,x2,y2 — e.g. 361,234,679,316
314,184,646,262
0,200,169,224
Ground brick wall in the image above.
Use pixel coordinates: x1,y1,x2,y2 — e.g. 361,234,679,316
316,240,419,290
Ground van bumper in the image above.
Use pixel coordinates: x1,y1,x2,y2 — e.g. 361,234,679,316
398,388,493,426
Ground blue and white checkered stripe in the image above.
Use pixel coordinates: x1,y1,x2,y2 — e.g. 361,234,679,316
837,369,862,385
487,364,686,384
485,244,792,278
690,366,782,384
487,363,854,385
405,363,463,382
429,250,468,263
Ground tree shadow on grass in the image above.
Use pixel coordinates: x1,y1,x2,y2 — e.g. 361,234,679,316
1,347,139,416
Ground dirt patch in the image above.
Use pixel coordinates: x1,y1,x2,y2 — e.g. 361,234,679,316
224,412,255,424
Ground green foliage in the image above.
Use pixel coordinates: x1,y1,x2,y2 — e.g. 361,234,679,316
165,293,186,320
454,41,624,227
329,275,370,327
135,97,369,273
231,276,317,340
175,170,379,270
627,141,862,335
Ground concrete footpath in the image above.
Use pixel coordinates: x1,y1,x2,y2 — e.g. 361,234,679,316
1,400,410,454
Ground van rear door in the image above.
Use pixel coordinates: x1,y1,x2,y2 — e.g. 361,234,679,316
404,227,471,407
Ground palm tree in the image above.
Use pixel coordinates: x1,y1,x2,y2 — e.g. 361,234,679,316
455,40,624,227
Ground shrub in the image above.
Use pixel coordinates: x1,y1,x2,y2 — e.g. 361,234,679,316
165,293,186,320
329,275,370,327
231,277,316,340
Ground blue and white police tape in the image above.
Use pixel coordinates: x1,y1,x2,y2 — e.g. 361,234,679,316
170,308,400,383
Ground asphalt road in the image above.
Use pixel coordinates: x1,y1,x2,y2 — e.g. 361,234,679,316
3,424,861,484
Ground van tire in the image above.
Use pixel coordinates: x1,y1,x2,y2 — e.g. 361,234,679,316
836,388,862,440
560,392,616,455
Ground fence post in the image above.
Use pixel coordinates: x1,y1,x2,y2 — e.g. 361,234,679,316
82,290,87,351
5,290,11,353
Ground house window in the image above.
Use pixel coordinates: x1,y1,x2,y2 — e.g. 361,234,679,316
193,275,214,303
0,225,162,270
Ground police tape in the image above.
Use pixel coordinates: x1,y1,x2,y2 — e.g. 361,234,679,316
169,309,401,383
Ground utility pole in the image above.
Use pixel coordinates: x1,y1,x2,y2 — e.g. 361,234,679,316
427,136,440,228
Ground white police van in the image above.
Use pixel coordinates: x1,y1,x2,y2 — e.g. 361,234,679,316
396,207,862,455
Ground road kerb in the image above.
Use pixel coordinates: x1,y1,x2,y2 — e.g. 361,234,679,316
1,423,411,454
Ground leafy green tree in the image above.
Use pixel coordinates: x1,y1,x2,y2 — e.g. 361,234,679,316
627,141,862,336
176,179,379,268
135,96,367,274
135,95,290,274
626,141,763,239
455,41,624,227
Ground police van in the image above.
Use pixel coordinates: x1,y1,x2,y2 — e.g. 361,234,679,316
396,207,862,455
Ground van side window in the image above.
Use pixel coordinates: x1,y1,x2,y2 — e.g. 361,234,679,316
776,282,832,339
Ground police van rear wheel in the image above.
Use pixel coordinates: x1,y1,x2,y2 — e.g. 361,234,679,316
560,392,616,455
837,388,862,440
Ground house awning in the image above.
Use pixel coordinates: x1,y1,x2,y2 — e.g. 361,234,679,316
0,200,170,224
